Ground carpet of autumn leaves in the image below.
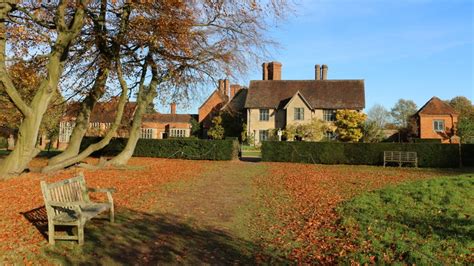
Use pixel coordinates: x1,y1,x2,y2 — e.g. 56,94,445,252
252,163,460,264
0,157,210,263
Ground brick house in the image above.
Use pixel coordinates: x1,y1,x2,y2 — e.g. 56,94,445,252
58,99,195,150
198,79,244,137
244,62,365,144
412,97,459,143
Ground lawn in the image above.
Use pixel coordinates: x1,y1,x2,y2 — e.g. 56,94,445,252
337,175,473,264
0,157,470,264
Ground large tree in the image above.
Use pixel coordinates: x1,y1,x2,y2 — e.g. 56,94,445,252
448,96,474,143
0,1,88,176
390,99,418,128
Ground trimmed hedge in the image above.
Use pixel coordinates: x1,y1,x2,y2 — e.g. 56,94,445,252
80,137,238,160
0,137,7,149
262,141,474,168
412,138,441,143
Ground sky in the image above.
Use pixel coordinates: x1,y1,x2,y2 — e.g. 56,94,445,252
158,0,473,114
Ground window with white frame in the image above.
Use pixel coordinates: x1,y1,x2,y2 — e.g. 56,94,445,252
59,121,75,143
433,120,445,132
259,130,269,142
323,109,337,122
170,128,187,138
90,122,100,129
294,107,304,120
259,109,269,121
140,128,154,139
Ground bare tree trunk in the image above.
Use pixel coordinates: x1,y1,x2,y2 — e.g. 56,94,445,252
41,59,131,173
47,68,108,165
105,88,156,167
105,58,159,167
0,2,86,177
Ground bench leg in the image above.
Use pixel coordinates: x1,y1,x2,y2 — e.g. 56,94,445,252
110,205,115,223
48,222,55,245
78,224,84,245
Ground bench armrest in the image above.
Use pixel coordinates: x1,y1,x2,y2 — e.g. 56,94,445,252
87,187,116,193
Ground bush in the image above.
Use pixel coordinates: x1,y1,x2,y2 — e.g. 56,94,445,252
80,137,238,161
262,141,473,168
0,137,7,149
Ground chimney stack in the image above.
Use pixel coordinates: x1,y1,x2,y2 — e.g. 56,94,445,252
224,79,230,97
322,64,328,80
262,63,269,80
268,61,282,80
315,64,321,80
170,102,177,114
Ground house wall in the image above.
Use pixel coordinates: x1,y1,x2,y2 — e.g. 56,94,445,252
247,108,278,144
419,114,459,143
285,96,314,126
198,91,225,130
142,121,191,139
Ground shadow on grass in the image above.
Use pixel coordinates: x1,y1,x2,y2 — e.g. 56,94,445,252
22,206,281,264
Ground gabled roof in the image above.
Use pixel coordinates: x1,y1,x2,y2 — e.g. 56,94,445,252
283,91,312,110
198,89,228,110
221,88,248,114
143,113,194,124
244,80,365,109
415,97,459,116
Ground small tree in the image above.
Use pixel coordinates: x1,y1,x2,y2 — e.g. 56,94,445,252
390,99,418,128
241,123,248,143
190,117,200,137
335,110,367,142
208,116,224,140
283,119,329,142
362,120,385,143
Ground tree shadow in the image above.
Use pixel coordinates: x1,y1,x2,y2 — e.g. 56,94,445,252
21,206,285,264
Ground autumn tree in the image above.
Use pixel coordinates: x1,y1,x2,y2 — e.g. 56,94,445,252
335,110,367,142
208,116,225,140
448,96,474,143
390,99,418,128
367,104,390,129
0,1,88,176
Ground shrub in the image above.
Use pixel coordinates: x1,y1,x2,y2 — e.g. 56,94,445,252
0,137,7,149
80,137,237,160
261,141,472,168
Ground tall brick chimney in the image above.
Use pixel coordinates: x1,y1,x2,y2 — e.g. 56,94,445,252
218,79,230,97
268,61,282,80
315,64,321,80
170,102,176,114
322,64,328,80
262,63,269,80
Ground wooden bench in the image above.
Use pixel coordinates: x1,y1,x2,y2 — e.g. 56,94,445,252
40,173,115,245
383,151,418,168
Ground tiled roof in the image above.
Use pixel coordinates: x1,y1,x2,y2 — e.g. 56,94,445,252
221,88,247,114
142,113,194,124
63,98,137,123
416,97,459,116
244,80,365,109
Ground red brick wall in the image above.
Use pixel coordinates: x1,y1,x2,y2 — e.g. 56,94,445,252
419,114,459,143
198,91,226,129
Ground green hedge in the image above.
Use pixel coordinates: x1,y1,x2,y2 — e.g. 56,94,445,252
80,137,238,161
0,137,7,149
262,141,474,168
412,138,441,143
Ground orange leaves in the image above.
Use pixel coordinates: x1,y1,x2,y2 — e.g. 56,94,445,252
0,157,208,262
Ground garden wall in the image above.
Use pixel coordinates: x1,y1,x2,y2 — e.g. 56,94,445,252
262,141,474,168
81,137,238,161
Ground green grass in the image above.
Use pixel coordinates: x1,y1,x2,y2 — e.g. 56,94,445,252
337,174,474,264
241,145,261,158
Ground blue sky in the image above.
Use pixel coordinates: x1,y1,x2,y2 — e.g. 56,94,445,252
159,0,473,114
